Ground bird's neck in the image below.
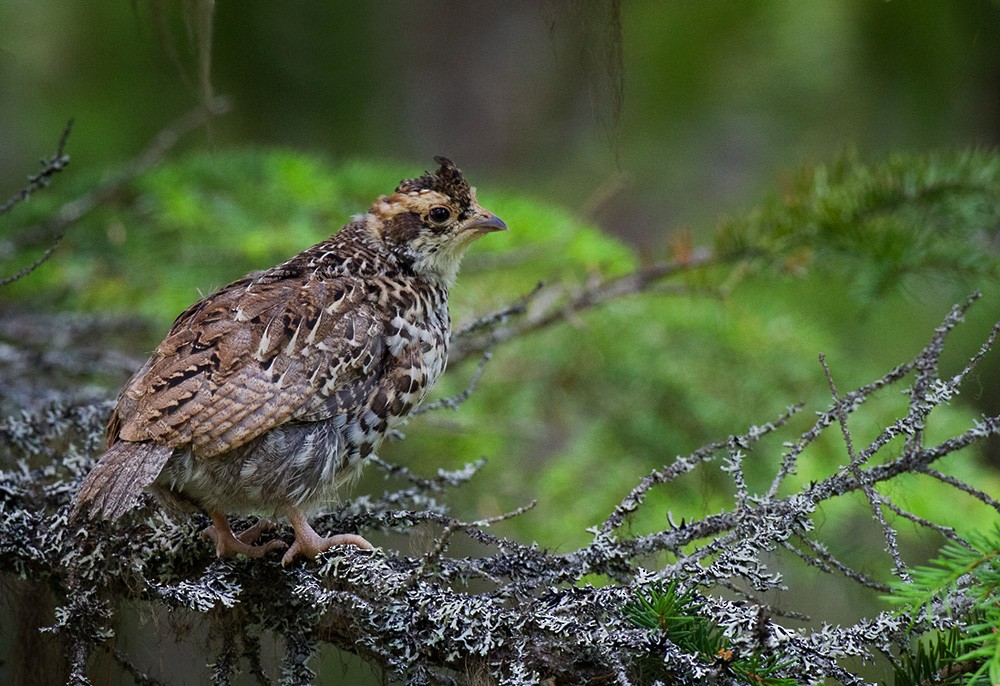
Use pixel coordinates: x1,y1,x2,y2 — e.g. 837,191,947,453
353,213,466,290
305,219,455,298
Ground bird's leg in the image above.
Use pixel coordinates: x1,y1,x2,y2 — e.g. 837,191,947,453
279,506,373,567
202,510,287,559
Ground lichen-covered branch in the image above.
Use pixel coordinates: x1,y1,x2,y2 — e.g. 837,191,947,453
1,295,997,685
450,250,716,365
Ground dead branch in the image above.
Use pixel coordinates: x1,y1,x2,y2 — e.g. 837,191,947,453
451,248,716,364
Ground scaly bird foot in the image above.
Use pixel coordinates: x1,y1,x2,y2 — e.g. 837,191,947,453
203,512,287,559
280,506,373,567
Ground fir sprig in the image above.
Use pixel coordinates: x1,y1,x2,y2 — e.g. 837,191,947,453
891,629,968,686
716,149,1000,299
625,581,795,686
884,525,1000,686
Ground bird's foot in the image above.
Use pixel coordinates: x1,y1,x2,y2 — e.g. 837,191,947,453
280,507,373,567
203,512,286,560
280,532,373,567
233,518,276,545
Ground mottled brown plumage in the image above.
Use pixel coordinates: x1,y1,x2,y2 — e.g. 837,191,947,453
73,157,506,565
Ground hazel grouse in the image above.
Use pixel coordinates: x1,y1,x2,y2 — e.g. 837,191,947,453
73,157,506,566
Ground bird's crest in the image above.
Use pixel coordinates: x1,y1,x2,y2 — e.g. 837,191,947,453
396,156,472,208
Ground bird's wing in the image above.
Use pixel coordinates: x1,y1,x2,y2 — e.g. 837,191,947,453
112,276,386,458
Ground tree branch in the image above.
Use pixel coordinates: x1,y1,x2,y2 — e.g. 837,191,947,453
2,296,996,684
0,119,73,217
450,249,716,364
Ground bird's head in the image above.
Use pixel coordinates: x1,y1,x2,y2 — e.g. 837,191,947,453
369,156,507,286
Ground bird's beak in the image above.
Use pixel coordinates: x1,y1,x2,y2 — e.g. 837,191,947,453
463,211,508,234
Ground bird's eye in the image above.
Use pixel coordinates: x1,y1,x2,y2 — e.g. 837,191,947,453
428,206,451,224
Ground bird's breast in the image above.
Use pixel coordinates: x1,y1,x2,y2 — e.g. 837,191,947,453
385,306,449,407
359,285,450,432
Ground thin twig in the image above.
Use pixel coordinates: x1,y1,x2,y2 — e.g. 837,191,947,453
766,360,915,499
917,465,1000,513
111,646,168,686
210,634,238,686
38,96,230,238
238,626,271,686
367,456,486,492
919,660,987,686
784,537,890,592
412,351,492,416
0,234,65,287
879,499,973,550
451,249,716,364
0,121,74,287
406,500,537,587
0,119,73,217
820,352,911,583
453,281,544,339
600,404,800,537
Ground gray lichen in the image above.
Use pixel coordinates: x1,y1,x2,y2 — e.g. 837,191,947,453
2,295,999,685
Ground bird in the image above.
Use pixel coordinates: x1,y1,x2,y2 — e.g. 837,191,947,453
72,157,507,566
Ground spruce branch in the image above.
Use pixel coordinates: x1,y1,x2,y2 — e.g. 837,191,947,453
715,150,1000,298
882,525,1000,686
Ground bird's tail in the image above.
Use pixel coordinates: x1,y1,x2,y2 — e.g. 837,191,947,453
72,441,174,521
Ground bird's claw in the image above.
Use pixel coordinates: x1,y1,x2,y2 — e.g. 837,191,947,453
280,532,373,567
